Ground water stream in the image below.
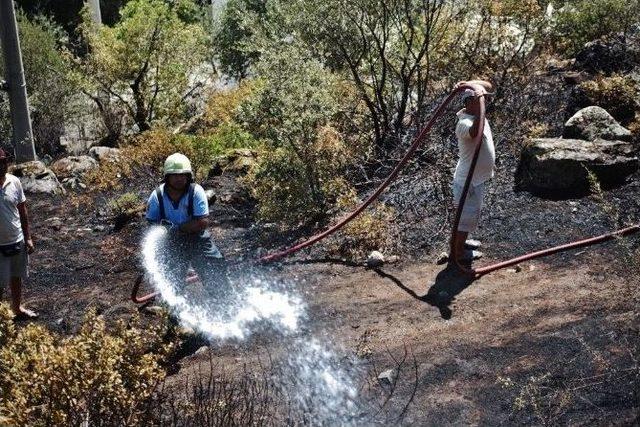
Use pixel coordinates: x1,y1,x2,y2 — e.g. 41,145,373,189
141,226,362,424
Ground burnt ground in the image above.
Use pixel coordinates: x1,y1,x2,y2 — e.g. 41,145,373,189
12,63,640,425
17,148,640,424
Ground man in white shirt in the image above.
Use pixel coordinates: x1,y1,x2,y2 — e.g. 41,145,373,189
451,79,495,265
0,148,37,320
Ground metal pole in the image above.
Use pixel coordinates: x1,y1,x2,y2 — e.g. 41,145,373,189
0,0,36,162
86,0,102,24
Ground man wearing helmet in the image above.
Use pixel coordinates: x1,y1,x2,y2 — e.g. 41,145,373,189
146,153,231,304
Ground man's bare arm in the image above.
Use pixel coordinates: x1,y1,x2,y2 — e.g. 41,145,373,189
179,216,208,234
17,202,34,253
457,79,494,94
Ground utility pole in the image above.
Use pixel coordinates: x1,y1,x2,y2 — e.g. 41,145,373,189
0,0,36,162
86,0,102,24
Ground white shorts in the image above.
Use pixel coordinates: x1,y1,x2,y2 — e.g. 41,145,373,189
453,181,485,233
0,241,29,286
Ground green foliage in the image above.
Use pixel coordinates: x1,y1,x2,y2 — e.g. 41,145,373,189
201,82,260,131
87,127,256,191
213,0,267,79
577,75,639,123
238,45,356,225
108,192,143,216
72,0,209,136
553,0,640,55
0,304,168,426
0,12,76,155
239,49,363,224
333,199,395,260
245,126,357,225
219,0,550,151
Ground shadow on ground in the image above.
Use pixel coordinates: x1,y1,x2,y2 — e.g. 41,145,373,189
373,264,475,319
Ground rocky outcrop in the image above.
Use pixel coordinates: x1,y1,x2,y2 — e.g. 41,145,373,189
88,146,121,163
563,106,632,142
9,161,64,195
516,138,638,197
518,104,638,198
51,156,98,180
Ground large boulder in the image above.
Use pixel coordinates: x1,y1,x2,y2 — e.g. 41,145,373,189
51,155,98,180
563,106,632,142
9,161,64,195
88,146,121,163
516,138,638,197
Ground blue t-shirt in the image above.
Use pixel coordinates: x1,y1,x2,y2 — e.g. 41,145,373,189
146,183,209,225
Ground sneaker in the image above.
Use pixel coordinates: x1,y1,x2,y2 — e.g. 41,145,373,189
459,249,484,261
13,308,39,321
464,239,482,250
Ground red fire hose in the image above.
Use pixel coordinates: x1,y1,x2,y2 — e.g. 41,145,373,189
132,84,639,303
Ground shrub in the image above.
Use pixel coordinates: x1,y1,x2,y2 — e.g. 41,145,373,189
576,75,638,123
200,82,260,132
552,0,640,55
245,125,358,226
86,127,258,192
332,196,395,260
107,192,142,216
0,304,169,426
239,45,366,226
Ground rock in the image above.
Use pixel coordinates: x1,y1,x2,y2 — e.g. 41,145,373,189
143,305,165,316
562,71,587,85
9,161,65,195
386,255,399,264
61,176,87,189
88,146,121,163
194,346,209,356
55,317,68,330
204,188,217,203
44,217,63,230
436,252,449,265
516,138,639,197
377,369,397,386
51,155,98,180
563,107,632,142
366,251,385,268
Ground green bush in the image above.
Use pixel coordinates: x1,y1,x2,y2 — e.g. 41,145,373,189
87,126,258,191
0,304,168,426
332,201,395,260
245,125,357,226
239,45,366,226
552,0,640,55
107,192,143,216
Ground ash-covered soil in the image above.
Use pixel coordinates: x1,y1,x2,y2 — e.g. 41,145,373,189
16,66,640,425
